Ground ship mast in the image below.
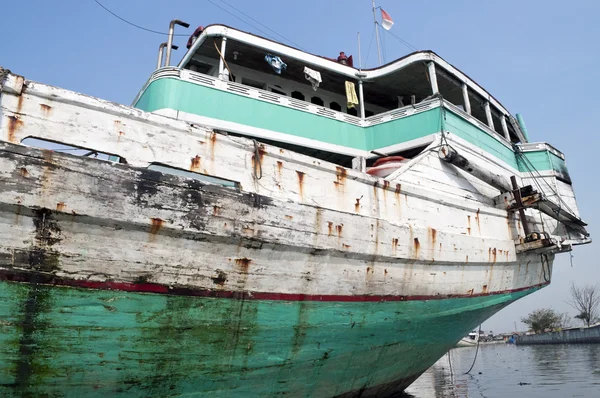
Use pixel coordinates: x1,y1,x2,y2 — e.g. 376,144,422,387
372,0,382,65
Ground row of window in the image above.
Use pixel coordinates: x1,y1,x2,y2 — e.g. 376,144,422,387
289,91,373,117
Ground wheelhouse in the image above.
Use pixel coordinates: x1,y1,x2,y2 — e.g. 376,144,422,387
133,24,528,169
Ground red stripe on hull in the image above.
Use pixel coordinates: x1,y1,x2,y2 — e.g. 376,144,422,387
0,269,547,302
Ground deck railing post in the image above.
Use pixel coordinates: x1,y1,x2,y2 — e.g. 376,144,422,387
218,37,228,80
427,62,439,94
358,80,365,118
462,83,471,114
484,101,495,130
500,115,510,141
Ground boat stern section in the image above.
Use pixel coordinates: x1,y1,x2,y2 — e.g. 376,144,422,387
516,142,590,247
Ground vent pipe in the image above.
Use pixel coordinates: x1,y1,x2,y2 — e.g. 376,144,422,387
157,42,179,69
165,19,190,66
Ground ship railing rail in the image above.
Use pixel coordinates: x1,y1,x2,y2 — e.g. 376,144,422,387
136,68,518,152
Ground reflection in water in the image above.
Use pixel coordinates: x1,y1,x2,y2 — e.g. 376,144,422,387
402,344,600,398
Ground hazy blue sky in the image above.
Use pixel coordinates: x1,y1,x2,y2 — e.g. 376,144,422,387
1,0,598,332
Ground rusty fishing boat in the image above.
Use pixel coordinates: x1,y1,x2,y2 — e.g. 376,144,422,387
0,19,590,397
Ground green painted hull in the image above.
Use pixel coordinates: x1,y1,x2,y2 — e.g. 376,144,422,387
0,280,538,397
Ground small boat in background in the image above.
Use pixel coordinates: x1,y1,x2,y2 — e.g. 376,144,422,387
456,331,480,347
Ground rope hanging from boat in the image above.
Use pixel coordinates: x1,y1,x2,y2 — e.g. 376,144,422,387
464,324,482,375
213,41,235,82
541,253,551,282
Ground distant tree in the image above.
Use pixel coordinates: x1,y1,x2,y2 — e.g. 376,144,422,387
521,309,560,334
557,312,573,329
566,283,600,327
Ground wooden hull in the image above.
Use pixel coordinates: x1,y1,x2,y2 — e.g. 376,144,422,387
0,279,538,397
0,71,585,396
0,141,547,397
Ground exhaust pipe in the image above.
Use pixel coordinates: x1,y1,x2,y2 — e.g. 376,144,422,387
157,42,179,69
165,19,190,66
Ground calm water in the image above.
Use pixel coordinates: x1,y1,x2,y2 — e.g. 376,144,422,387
403,344,600,397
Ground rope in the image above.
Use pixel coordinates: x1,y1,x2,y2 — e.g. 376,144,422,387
217,0,306,50
213,41,235,81
363,25,377,67
570,252,575,267
464,324,482,374
541,253,550,283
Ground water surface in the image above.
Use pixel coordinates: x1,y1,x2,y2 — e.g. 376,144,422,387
404,343,600,397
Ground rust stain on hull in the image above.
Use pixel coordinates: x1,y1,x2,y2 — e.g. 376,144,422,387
335,166,347,189
56,202,66,212
413,238,420,258
190,155,202,171
149,218,163,242
394,184,402,216
210,131,218,159
7,116,24,143
234,258,252,273
40,104,52,117
429,228,437,245
296,171,305,199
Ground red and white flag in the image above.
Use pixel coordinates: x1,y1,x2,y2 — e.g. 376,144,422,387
380,8,394,30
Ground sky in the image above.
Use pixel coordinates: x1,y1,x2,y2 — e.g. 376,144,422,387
1,0,599,333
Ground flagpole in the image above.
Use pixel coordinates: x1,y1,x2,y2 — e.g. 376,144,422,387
372,0,382,66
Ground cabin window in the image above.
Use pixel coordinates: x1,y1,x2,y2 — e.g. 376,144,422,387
330,102,341,111
365,110,374,117
435,68,465,109
189,62,214,75
20,137,126,163
467,91,490,129
291,91,305,101
226,132,354,168
507,121,521,143
242,77,266,90
269,86,286,96
347,108,358,116
311,96,324,106
491,109,505,137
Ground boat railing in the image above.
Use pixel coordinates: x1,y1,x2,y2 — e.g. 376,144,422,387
133,67,521,153
135,68,444,129
442,99,513,149
181,69,365,127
